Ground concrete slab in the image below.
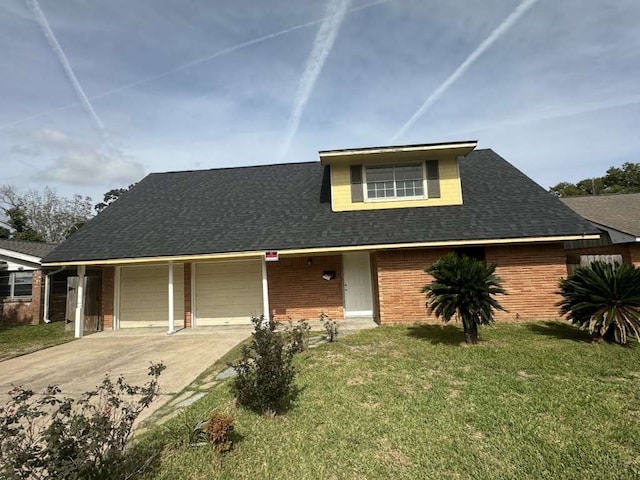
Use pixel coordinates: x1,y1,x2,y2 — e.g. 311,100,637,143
0,327,250,424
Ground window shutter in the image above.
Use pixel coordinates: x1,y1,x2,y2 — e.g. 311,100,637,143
426,160,440,198
350,164,364,202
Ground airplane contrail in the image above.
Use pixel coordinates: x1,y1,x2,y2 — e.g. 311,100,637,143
2,0,390,132
24,0,107,139
391,0,539,142
279,0,352,160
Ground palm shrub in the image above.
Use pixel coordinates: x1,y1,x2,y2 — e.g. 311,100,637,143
557,261,640,344
422,253,506,344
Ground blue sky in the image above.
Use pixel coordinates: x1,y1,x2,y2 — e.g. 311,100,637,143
1,0,639,204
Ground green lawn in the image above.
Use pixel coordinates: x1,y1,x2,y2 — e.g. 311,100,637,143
135,322,640,479
0,322,75,362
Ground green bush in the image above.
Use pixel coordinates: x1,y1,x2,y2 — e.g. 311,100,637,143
0,363,165,479
558,261,640,344
320,312,339,342
230,316,296,415
285,319,311,353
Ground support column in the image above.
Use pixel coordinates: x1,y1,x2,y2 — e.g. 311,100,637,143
167,262,175,334
43,272,51,323
74,265,85,338
261,257,270,320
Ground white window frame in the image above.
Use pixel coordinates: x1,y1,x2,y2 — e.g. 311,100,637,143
363,163,428,202
0,271,34,299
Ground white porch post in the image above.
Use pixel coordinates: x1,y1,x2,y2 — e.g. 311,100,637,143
261,257,270,320
167,262,175,334
74,265,85,338
43,272,51,323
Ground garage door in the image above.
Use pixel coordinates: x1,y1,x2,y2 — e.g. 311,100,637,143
119,265,184,328
195,261,263,325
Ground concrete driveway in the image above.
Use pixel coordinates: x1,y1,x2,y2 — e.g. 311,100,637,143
0,326,251,422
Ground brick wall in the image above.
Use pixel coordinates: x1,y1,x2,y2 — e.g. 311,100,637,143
565,244,633,265
631,244,640,268
486,243,566,321
184,263,192,328
375,243,568,324
102,267,115,330
267,255,344,321
375,248,446,324
0,270,44,325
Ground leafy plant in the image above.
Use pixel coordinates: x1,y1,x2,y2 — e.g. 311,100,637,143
557,261,640,344
320,312,339,342
230,316,296,414
423,253,506,344
201,412,235,454
285,319,311,353
0,363,165,480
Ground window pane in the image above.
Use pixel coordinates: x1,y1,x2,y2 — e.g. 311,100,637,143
366,166,394,182
0,273,10,297
13,272,33,297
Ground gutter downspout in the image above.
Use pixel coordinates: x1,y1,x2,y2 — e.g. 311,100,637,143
43,267,66,324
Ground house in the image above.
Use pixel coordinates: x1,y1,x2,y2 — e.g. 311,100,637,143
561,193,640,269
41,141,599,337
0,239,57,325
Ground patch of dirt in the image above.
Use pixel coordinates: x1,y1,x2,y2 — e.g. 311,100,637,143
517,370,538,379
375,438,412,468
359,401,381,410
448,389,461,399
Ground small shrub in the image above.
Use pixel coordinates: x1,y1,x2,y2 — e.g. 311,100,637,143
320,312,339,342
0,363,165,480
286,319,311,353
201,412,235,454
558,261,640,344
231,316,296,414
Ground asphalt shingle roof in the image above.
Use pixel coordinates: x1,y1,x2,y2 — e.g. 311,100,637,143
561,193,640,237
0,239,57,259
43,149,599,263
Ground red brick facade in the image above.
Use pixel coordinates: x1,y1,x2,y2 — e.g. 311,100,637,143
184,263,192,328
486,243,566,321
267,255,344,321
0,270,44,325
102,267,115,330
374,243,568,324
565,243,640,268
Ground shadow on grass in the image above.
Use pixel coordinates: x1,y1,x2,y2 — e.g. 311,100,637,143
406,324,464,345
525,321,593,343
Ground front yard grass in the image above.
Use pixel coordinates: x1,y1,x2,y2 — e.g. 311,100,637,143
136,322,640,479
0,321,75,362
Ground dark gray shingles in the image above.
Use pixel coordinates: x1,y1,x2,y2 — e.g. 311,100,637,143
43,150,599,263
0,239,57,259
561,193,640,237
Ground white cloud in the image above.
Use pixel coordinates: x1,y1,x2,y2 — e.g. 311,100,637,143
32,127,69,145
36,148,144,186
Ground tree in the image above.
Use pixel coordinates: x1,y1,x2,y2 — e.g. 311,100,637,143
557,262,640,345
422,253,506,344
0,185,92,243
550,162,640,197
94,184,135,213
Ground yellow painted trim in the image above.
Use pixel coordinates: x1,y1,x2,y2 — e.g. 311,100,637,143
43,251,264,267
42,234,600,267
319,141,477,163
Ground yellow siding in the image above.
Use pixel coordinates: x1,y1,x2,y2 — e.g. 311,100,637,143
330,155,463,212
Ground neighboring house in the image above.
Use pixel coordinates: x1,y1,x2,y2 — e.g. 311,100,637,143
0,239,57,325
41,141,599,337
561,193,640,269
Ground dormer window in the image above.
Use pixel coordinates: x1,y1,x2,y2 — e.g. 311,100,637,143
365,164,425,200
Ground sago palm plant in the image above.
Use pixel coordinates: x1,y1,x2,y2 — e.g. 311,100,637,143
423,253,506,344
557,261,640,344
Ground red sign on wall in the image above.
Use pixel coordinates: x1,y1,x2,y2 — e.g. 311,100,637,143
265,251,279,261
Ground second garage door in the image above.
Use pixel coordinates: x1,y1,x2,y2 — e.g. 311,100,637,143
195,261,263,325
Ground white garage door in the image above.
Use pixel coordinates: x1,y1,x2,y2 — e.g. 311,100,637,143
195,261,263,326
119,265,184,328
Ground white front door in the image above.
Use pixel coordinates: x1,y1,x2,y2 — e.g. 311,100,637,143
343,252,373,317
